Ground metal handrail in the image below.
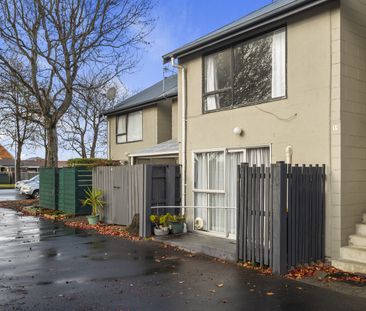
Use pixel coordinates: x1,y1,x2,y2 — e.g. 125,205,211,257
150,205,236,210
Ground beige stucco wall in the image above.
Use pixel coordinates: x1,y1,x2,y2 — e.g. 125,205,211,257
157,101,173,143
108,106,158,162
339,0,366,245
171,99,178,139
108,98,178,162
178,4,341,257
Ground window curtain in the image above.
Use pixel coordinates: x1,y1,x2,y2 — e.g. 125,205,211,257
225,152,244,236
246,147,270,166
206,55,218,111
127,111,142,141
117,115,126,134
207,152,225,233
271,28,286,98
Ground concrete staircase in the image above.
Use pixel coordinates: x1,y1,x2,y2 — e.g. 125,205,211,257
332,214,366,274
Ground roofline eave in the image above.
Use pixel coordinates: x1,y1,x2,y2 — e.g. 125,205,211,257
162,0,331,63
103,94,177,117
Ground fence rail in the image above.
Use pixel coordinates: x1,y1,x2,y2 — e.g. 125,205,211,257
237,162,326,274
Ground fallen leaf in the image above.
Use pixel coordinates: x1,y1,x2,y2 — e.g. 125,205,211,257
216,283,224,288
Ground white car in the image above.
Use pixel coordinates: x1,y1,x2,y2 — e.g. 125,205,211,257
15,175,39,190
20,180,40,199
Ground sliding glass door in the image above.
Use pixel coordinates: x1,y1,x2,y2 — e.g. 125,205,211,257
194,147,270,238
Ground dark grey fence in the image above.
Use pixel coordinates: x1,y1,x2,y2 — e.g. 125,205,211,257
93,164,181,237
144,165,181,237
237,162,326,275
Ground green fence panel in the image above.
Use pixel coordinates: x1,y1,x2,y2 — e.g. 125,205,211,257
58,168,92,215
40,168,58,210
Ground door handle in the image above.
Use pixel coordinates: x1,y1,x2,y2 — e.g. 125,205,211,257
113,186,120,189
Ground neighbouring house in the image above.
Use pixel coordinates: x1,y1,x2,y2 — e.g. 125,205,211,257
104,74,178,165
162,0,366,272
0,153,67,182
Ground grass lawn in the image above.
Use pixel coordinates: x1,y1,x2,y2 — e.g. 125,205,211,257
0,184,15,189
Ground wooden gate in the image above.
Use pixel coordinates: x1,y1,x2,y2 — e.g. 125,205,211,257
237,162,326,274
93,164,181,237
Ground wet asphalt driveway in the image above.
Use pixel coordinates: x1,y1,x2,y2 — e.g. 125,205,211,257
0,189,24,201
1,208,366,311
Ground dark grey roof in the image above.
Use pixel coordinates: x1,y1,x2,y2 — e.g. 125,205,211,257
163,0,330,63
129,139,179,157
104,75,177,116
0,158,15,167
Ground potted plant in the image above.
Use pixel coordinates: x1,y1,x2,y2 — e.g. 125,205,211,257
150,213,172,236
169,214,186,234
81,188,105,225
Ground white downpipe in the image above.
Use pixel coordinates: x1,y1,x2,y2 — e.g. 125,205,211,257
171,57,187,208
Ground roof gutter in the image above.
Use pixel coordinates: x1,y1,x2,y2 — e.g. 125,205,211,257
128,150,179,158
162,0,330,63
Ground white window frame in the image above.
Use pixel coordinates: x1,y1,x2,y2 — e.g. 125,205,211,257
192,148,226,194
116,111,143,144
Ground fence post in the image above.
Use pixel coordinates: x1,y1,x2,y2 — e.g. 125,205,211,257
143,165,153,238
272,161,287,275
166,165,177,214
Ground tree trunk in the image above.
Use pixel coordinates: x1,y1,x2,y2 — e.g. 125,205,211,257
15,143,22,182
90,125,99,159
46,125,58,167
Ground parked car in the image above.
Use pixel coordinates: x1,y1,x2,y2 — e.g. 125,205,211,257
20,179,40,199
15,175,39,190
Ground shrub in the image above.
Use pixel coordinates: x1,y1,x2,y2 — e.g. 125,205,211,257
67,158,121,167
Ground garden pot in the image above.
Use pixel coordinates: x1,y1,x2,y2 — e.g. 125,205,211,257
169,222,184,234
87,215,99,225
154,227,169,236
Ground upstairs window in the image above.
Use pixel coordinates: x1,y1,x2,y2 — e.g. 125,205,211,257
203,28,286,112
116,111,142,143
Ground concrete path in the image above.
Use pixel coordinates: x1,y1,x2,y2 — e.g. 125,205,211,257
156,232,237,261
1,207,366,311
0,189,24,201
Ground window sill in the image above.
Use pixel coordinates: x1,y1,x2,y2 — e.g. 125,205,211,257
116,139,143,145
202,95,287,115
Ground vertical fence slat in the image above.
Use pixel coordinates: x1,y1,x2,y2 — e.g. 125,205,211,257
264,167,270,266
259,165,265,267
255,166,260,263
243,163,249,262
247,166,252,262
236,165,242,261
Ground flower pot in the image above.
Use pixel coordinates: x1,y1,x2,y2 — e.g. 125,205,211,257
154,227,169,236
87,215,99,225
169,222,184,234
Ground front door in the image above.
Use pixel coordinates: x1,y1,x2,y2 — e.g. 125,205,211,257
194,147,270,238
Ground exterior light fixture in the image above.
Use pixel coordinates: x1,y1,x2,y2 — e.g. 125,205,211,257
286,145,293,164
233,127,243,136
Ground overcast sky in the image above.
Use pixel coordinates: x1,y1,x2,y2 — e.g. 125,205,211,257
3,0,272,160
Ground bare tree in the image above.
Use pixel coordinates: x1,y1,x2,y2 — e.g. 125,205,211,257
60,75,126,158
0,0,154,167
0,65,38,181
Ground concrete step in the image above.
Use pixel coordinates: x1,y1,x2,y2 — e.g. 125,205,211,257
332,258,366,274
340,246,366,263
349,234,366,248
355,224,366,236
